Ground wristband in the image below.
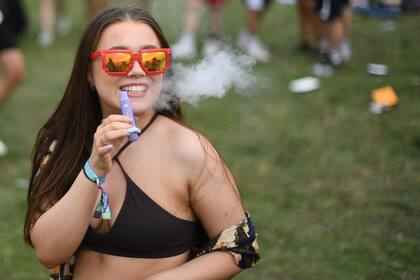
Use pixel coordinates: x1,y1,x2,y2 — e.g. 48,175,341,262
83,161,111,220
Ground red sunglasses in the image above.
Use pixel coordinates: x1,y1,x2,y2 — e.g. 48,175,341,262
91,48,171,76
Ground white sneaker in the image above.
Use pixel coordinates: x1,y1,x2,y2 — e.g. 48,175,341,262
244,36,271,62
318,38,329,55
312,62,334,77
340,39,351,61
236,30,250,51
329,50,343,66
57,16,72,36
0,139,8,157
171,35,197,60
203,37,222,58
38,30,54,47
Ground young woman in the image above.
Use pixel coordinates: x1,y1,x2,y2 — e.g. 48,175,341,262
24,5,259,280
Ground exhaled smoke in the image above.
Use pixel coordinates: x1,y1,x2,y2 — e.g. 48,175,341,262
155,49,257,111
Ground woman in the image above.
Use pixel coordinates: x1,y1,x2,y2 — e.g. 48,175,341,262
24,5,259,280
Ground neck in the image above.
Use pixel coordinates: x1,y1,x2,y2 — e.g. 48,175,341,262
134,110,156,129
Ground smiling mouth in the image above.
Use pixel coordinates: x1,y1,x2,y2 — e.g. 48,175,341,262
120,85,147,95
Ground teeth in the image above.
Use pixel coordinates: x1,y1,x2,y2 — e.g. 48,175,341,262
121,85,146,92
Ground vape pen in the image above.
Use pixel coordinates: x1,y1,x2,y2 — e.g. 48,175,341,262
120,90,139,142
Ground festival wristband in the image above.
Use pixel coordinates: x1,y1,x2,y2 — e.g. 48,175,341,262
83,161,111,220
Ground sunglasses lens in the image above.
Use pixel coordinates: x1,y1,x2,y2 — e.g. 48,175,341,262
104,52,131,73
142,51,167,73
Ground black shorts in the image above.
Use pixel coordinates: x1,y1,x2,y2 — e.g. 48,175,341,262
242,0,273,11
315,0,349,21
0,0,27,51
0,23,17,51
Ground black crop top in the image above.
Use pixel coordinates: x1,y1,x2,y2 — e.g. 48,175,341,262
81,114,204,258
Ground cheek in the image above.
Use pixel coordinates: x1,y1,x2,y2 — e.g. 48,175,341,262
150,76,163,96
91,61,103,80
92,65,117,92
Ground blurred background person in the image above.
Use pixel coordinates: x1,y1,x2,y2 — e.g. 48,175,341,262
0,0,27,156
38,0,72,47
313,0,352,76
86,0,108,19
86,0,151,19
237,0,273,63
296,0,322,53
171,0,226,60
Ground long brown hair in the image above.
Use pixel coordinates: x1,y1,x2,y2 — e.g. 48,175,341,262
24,5,183,245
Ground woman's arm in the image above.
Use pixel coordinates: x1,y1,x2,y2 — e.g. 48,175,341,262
30,172,99,268
30,114,134,268
146,251,241,280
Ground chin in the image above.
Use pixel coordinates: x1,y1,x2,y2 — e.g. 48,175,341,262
131,105,153,116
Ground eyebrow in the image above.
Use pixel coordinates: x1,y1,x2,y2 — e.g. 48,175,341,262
108,44,160,50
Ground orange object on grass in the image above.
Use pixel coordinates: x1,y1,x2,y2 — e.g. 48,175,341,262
371,86,398,107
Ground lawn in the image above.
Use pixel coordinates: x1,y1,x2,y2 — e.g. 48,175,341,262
0,0,419,279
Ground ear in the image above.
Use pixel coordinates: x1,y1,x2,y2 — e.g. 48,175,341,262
87,70,97,92
87,71,93,84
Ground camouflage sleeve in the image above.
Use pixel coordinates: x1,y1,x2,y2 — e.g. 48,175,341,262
48,256,74,280
194,212,260,269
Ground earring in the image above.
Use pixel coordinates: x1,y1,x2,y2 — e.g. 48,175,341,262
88,79,96,92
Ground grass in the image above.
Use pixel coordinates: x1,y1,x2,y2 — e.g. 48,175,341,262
0,0,419,279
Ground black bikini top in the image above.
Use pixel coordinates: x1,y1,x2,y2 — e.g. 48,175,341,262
81,113,203,258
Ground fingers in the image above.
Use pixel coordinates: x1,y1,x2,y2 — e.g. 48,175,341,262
97,127,138,146
89,115,139,175
96,144,114,156
100,114,132,127
93,116,141,153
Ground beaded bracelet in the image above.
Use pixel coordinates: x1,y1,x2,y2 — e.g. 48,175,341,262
83,161,111,220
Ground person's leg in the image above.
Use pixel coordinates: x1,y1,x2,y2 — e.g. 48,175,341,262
0,48,24,156
340,4,351,60
172,0,202,59
209,3,223,37
298,0,323,49
182,0,202,37
56,0,66,17
56,0,71,35
297,0,310,47
245,10,261,36
135,0,151,7
308,0,323,44
39,0,56,46
326,19,343,53
238,0,272,62
86,0,108,19
341,2,351,39
313,0,345,75
202,1,225,57
0,49,25,105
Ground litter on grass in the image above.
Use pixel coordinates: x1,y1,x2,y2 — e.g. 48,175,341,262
367,63,389,76
370,85,398,114
289,76,320,93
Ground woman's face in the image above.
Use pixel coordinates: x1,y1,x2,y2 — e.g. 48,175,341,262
90,20,164,118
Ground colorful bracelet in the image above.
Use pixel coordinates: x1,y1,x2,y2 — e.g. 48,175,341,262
83,161,111,220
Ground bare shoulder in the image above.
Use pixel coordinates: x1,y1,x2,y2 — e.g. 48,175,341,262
156,115,213,167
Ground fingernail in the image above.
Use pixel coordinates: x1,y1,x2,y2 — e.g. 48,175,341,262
106,144,113,150
127,127,141,134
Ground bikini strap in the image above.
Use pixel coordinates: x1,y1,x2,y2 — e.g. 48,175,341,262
113,112,159,160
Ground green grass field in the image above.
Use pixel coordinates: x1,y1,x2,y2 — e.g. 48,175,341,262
0,0,419,279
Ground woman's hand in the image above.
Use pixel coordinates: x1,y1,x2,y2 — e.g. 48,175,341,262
88,114,139,176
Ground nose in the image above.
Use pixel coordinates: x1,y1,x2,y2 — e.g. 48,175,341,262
127,58,146,77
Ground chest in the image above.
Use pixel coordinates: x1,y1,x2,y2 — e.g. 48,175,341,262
89,151,193,233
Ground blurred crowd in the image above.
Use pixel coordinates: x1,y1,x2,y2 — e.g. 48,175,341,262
0,0,361,156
